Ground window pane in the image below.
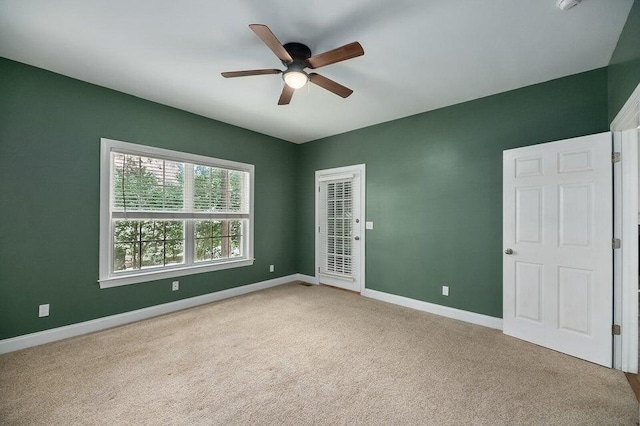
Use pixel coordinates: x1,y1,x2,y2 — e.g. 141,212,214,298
230,220,242,236
114,242,140,271
195,237,213,262
163,221,185,266
195,220,225,261
195,236,222,261
142,241,163,268
230,235,242,258
195,220,221,239
211,237,222,259
113,220,184,272
114,221,142,272
229,171,244,211
193,165,248,213
112,154,184,211
194,219,246,261
140,220,162,242
229,220,243,258
193,165,223,211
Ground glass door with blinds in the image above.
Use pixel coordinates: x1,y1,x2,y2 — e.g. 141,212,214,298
316,165,365,292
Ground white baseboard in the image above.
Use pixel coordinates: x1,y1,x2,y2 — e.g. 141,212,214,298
295,273,319,284
0,276,502,355
0,274,298,355
362,288,503,330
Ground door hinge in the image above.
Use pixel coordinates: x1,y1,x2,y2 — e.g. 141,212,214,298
318,267,320,273
612,152,621,163
612,238,621,249
612,324,621,335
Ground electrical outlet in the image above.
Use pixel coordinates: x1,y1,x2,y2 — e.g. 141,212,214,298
365,221,374,230
269,265,274,273
38,304,50,317
172,281,179,291
442,286,449,296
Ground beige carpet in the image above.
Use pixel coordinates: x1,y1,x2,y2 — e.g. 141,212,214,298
0,282,637,425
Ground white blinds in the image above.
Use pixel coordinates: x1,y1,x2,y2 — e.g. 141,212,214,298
193,165,248,213
112,152,250,219
113,153,184,211
319,178,354,278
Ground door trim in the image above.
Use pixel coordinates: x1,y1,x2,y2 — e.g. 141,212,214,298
611,82,640,373
611,82,640,131
315,164,366,294
614,130,638,373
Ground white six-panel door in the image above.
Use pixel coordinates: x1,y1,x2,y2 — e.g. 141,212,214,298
503,132,613,367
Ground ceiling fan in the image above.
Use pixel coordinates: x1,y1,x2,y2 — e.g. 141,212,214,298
221,24,364,105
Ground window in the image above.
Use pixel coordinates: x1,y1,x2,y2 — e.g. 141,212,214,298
99,138,254,288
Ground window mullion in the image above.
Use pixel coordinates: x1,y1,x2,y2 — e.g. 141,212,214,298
184,163,194,266
107,152,117,276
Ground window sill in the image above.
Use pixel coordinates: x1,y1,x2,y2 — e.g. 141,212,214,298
98,258,255,289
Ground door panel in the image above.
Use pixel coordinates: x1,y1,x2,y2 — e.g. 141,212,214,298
557,267,591,335
515,262,543,322
558,184,593,247
516,187,543,244
503,132,612,367
558,148,594,173
515,156,543,177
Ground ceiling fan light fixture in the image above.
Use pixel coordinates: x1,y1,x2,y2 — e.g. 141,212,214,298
283,70,308,89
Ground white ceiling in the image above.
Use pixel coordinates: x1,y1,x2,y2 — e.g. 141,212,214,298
0,0,634,143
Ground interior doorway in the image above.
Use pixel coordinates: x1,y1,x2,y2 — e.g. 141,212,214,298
315,164,366,293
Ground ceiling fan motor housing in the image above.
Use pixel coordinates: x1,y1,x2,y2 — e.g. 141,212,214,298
283,42,311,63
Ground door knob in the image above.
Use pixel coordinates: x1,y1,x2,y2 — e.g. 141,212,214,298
354,236,360,241
504,248,514,255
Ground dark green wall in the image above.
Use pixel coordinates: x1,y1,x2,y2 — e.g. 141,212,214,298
297,69,609,318
0,52,617,340
0,58,298,340
609,0,640,122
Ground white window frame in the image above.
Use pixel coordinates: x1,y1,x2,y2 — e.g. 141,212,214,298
99,138,254,289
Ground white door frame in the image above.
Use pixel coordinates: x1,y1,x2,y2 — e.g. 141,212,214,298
612,82,640,373
315,164,366,294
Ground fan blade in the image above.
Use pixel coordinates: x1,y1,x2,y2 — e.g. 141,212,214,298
221,69,282,78
249,24,293,63
306,42,364,69
308,73,353,98
278,85,295,105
